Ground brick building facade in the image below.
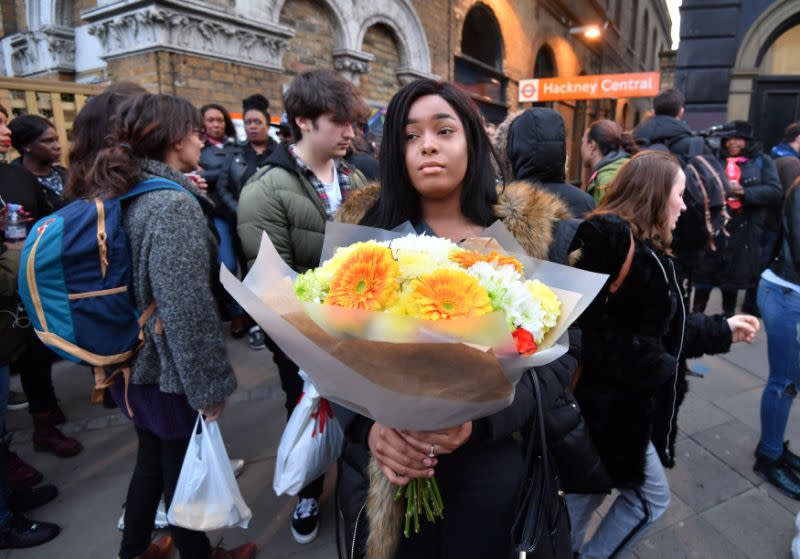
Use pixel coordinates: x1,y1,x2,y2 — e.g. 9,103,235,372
1,0,671,180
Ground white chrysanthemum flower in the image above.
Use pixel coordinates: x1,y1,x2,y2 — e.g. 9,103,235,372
467,261,549,342
383,234,463,266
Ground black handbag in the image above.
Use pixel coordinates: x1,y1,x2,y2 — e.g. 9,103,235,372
510,370,573,559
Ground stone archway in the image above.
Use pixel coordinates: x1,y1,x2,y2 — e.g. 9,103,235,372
727,0,800,120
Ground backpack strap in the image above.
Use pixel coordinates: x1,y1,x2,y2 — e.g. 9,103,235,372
90,301,158,417
120,178,188,201
609,229,636,294
694,156,732,238
686,163,717,251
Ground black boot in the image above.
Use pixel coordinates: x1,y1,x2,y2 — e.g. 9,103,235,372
692,287,711,314
0,514,60,549
781,442,800,472
741,287,761,317
754,451,800,500
721,289,738,318
7,485,58,513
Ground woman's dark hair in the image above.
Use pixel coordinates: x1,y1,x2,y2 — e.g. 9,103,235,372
75,93,201,199
200,103,236,139
242,94,270,123
592,150,681,252
360,79,499,230
587,119,638,156
67,81,147,198
8,114,55,156
284,69,369,141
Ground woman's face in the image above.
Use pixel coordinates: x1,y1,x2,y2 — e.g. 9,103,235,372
580,129,597,166
404,95,468,201
667,168,687,231
244,109,269,144
0,112,11,154
172,128,204,172
203,108,227,141
725,137,746,157
26,126,61,165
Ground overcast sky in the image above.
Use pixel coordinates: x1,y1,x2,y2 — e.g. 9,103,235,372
668,0,681,48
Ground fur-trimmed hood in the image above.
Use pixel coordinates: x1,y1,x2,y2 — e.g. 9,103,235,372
335,180,574,261
336,181,578,559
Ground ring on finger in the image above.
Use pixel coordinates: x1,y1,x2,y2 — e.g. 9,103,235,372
429,444,437,458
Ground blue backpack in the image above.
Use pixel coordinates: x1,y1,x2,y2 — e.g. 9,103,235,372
17,178,192,414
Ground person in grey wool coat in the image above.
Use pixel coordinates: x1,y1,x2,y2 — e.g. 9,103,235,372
67,93,254,559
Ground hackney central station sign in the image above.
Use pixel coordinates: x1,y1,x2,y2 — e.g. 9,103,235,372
518,72,661,102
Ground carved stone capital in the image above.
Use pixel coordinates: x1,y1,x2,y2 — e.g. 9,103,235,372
84,1,294,71
332,48,374,84
396,66,438,86
8,26,75,76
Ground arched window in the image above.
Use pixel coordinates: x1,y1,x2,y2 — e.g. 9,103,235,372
630,0,639,57
454,4,507,123
641,11,649,64
651,29,658,68
534,44,556,78
761,24,800,75
460,4,503,70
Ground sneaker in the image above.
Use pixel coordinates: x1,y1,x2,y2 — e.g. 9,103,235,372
248,326,266,351
291,497,319,544
6,391,28,411
0,514,60,549
231,458,245,478
117,500,169,531
754,452,800,500
7,485,58,513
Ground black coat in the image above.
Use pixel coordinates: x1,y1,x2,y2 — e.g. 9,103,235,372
500,108,596,218
693,152,783,288
770,182,800,286
634,115,714,160
571,215,732,488
332,181,601,558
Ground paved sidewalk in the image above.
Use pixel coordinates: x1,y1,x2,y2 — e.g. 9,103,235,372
3,292,797,558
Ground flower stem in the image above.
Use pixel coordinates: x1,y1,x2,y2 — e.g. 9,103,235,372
394,476,445,539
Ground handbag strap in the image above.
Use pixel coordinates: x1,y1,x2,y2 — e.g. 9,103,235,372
521,370,552,491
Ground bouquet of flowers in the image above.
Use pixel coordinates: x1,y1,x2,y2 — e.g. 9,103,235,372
222,221,607,542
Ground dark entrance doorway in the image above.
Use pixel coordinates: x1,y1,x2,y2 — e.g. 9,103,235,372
751,77,800,152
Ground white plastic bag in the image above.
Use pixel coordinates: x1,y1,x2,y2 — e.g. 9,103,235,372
273,373,344,496
167,414,252,530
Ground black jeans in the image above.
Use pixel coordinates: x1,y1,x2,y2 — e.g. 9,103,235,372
265,335,324,500
692,287,738,317
119,427,212,559
12,335,57,414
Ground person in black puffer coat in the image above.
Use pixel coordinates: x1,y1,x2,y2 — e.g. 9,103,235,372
567,151,759,558
494,107,596,218
692,121,783,316
334,79,606,559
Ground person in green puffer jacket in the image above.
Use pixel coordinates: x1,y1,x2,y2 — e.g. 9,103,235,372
582,119,638,204
237,69,369,545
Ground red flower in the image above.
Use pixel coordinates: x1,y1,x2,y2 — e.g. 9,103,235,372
512,328,537,356
726,198,743,212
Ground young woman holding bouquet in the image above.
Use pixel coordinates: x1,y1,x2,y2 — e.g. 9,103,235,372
567,150,760,558
333,79,595,559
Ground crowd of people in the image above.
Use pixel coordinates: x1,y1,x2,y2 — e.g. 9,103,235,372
0,69,797,559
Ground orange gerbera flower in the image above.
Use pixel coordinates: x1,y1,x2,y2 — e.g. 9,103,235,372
325,245,400,310
407,269,493,320
449,250,524,273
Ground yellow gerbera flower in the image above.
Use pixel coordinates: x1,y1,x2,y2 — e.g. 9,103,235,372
449,250,524,274
325,245,400,310
406,268,493,320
